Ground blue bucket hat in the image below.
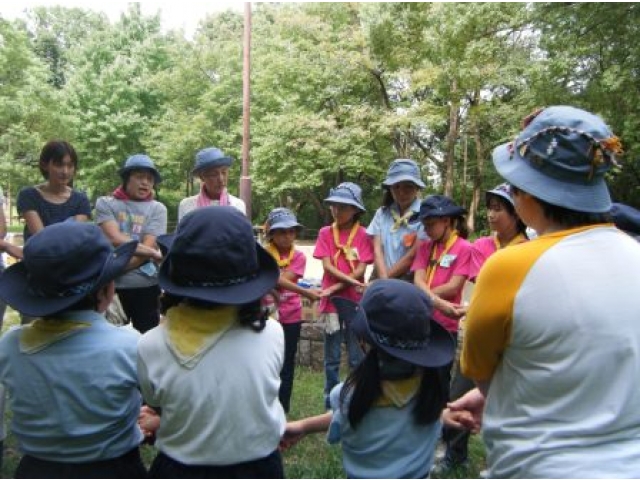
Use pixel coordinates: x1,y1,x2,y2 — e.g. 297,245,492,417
118,154,162,184
0,223,137,317
332,279,454,367
382,159,426,189
323,182,366,212
266,207,303,233
157,206,278,305
486,182,514,207
610,203,640,236
192,147,234,176
492,106,623,213
418,195,466,220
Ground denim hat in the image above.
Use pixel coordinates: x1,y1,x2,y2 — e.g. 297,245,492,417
323,182,366,212
157,206,278,305
192,147,234,176
265,207,303,232
486,183,514,207
332,279,454,367
0,223,137,317
118,154,162,184
382,159,425,189
493,106,623,213
610,203,640,236
418,195,466,220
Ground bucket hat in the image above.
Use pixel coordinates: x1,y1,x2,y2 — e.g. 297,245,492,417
118,154,162,184
323,182,366,212
486,183,514,207
0,223,137,317
382,159,426,189
192,147,234,176
418,195,466,220
492,105,623,213
157,206,278,305
610,203,640,236
332,279,454,367
265,207,303,232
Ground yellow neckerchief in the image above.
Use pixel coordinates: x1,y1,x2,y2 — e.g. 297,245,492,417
425,230,459,288
374,374,422,408
332,221,360,272
20,318,91,354
493,232,527,250
265,241,295,268
164,304,237,369
391,206,414,232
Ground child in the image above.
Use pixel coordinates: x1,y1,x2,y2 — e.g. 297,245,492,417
264,207,323,413
411,194,471,333
16,140,92,243
313,182,374,410
137,206,286,478
0,222,145,478
367,159,425,282
281,279,454,479
95,154,166,333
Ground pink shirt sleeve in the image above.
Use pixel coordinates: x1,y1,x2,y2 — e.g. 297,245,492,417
411,239,432,271
470,236,497,282
289,249,306,277
313,226,332,260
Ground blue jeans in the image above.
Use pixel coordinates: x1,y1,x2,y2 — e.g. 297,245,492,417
323,326,364,409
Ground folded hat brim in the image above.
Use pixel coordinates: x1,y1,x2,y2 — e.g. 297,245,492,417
493,143,611,213
118,166,163,184
382,175,425,189
485,188,514,207
323,196,366,212
191,158,233,176
268,220,303,231
158,243,279,305
0,240,137,318
332,296,455,368
418,207,467,220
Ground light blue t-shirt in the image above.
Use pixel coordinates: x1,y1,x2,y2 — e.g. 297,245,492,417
0,310,143,462
328,382,440,479
366,199,425,270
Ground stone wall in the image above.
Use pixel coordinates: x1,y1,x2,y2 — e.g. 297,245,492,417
296,321,326,370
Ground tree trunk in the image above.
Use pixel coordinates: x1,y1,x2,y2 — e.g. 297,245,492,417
444,78,459,196
468,89,485,234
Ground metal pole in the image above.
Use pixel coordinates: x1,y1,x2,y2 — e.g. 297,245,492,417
240,2,252,219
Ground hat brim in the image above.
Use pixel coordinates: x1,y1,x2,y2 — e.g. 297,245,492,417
268,220,303,232
323,197,366,212
382,175,425,189
332,296,455,368
118,167,163,185
493,143,611,213
418,207,467,220
191,158,233,176
158,242,279,305
485,188,514,207
0,241,137,317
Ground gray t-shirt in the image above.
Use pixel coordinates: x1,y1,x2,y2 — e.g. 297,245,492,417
95,196,167,289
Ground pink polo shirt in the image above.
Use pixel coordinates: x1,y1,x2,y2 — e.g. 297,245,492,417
313,225,374,314
275,249,306,324
411,236,472,332
470,236,498,283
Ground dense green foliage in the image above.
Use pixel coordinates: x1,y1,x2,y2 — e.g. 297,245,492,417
1,3,638,232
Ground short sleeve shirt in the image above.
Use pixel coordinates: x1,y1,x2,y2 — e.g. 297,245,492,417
276,249,306,324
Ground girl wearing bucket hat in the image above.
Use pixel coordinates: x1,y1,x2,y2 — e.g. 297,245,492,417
281,279,454,478
411,195,471,334
136,206,287,478
263,207,323,413
451,106,640,478
177,146,246,221
95,154,167,334
367,159,426,282
0,222,147,478
313,181,374,410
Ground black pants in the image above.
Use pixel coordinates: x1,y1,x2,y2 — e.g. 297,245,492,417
279,322,301,413
15,447,146,479
149,449,284,479
117,285,161,334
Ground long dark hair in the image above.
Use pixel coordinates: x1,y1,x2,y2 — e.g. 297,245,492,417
39,140,78,181
339,348,448,429
486,193,528,237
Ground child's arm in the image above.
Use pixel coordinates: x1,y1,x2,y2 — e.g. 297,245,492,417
281,411,333,449
138,405,161,438
414,269,466,318
372,235,389,279
0,239,23,260
386,241,419,279
431,273,468,300
321,258,365,288
278,271,323,301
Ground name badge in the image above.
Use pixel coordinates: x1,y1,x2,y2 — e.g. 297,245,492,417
440,254,457,268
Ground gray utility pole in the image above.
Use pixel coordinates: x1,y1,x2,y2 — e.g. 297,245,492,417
240,2,252,220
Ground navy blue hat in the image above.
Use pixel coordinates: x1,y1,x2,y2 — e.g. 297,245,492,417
610,203,640,236
157,206,278,305
418,195,466,220
493,106,622,213
192,147,234,176
0,223,137,317
119,154,162,184
323,182,366,212
266,207,303,232
485,183,514,207
332,279,454,367
382,159,426,189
